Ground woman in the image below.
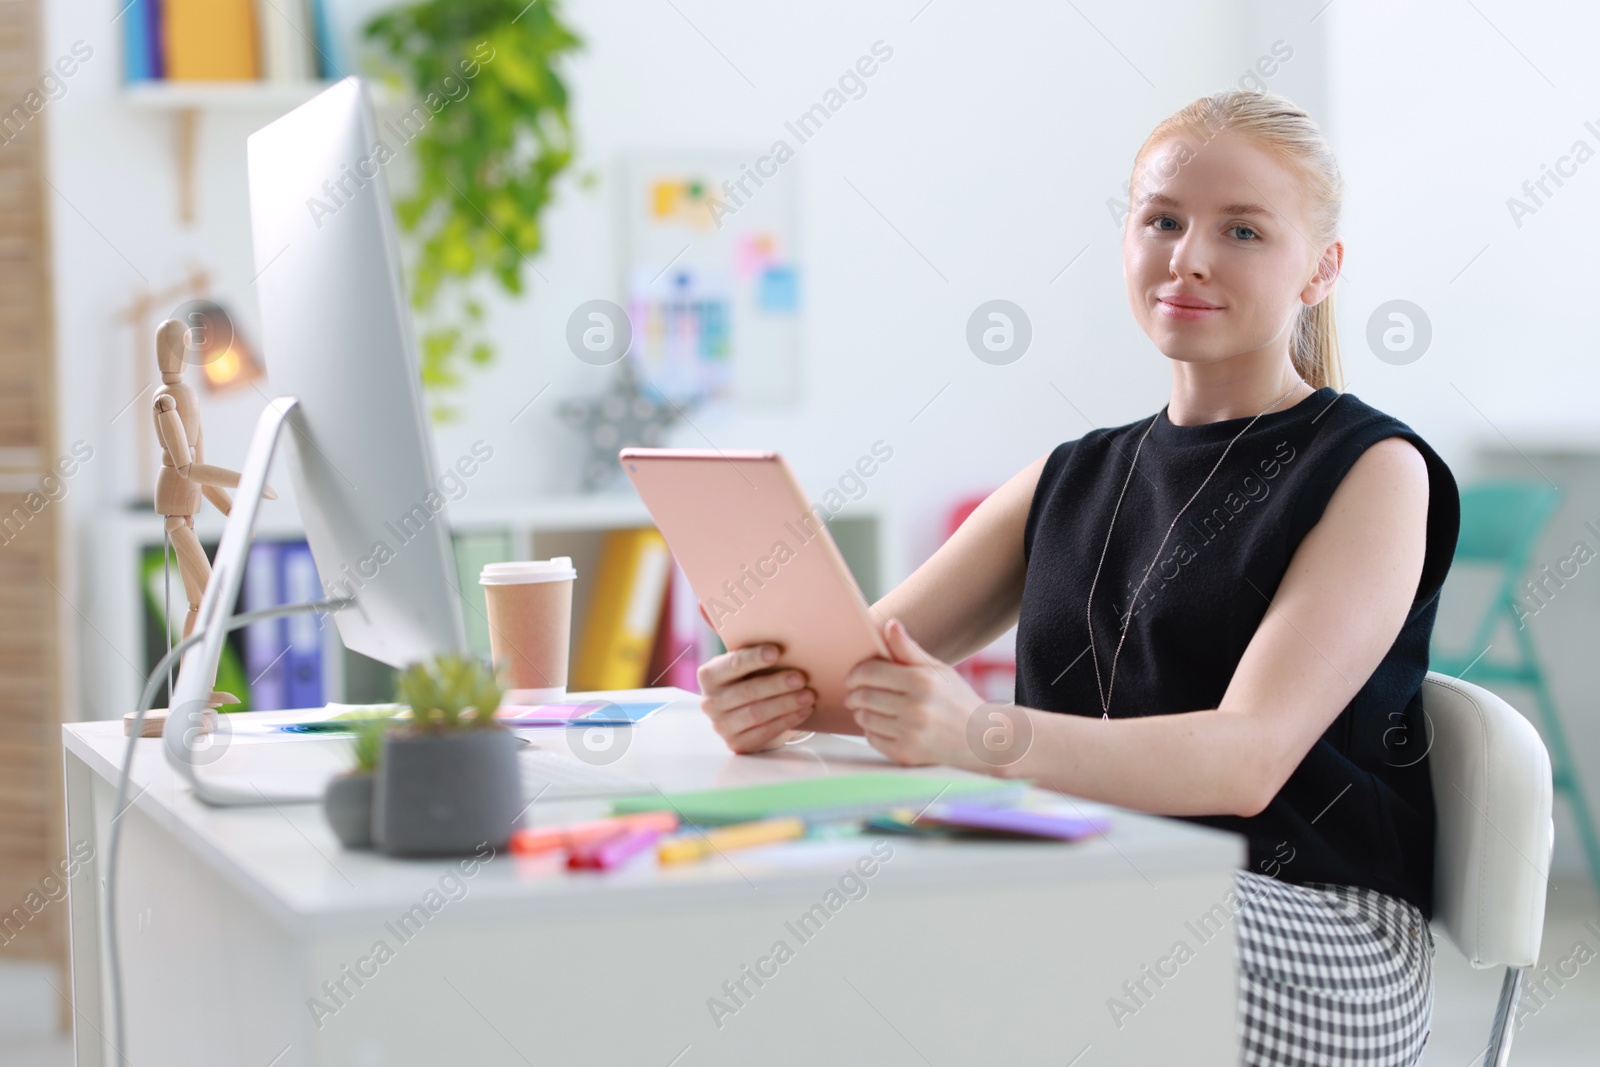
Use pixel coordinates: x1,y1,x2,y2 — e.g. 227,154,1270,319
695,90,1458,1066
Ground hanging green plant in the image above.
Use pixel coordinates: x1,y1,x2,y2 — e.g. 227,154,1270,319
364,0,585,422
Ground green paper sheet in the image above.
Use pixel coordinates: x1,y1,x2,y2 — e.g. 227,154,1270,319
611,772,1028,826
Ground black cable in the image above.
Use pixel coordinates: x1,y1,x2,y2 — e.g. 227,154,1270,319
105,596,351,1066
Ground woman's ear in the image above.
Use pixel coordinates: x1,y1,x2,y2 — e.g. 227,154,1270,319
1303,239,1344,304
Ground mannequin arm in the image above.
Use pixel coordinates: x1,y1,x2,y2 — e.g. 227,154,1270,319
190,462,276,499
154,400,192,469
201,483,233,516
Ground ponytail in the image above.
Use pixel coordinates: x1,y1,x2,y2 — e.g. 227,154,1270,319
1292,286,1343,391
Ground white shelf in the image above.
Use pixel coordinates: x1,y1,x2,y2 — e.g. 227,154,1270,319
80,496,907,721
106,493,660,540
121,79,340,111
119,78,393,223
448,492,653,532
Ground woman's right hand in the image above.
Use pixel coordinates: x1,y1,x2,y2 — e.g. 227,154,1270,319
695,643,817,754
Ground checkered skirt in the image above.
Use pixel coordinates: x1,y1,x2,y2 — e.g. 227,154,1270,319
1233,869,1435,1066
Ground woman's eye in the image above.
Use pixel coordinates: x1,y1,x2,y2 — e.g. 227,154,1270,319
1229,224,1259,241
1149,216,1178,231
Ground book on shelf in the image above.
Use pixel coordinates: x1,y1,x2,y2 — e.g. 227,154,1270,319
162,0,260,81
308,0,339,80
254,0,318,83
121,0,164,82
139,542,250,710
242,540,288,711
143,536,332,713
139,526,725,712
123,0,334,85
451,530,515,661
279,540,324,708
644,559,707,692
572,528,674,692
452,528,710,694
239,538,326,711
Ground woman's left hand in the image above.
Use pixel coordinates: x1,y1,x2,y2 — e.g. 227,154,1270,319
844,617,988,769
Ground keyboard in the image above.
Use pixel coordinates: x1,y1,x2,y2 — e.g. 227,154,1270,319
518,748,656,800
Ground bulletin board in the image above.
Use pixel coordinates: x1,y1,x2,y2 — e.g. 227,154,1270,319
619,149,802,409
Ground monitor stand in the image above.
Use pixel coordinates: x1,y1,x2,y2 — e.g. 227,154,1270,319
162,396,349,806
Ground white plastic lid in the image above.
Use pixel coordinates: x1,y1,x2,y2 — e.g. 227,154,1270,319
479,557,577,585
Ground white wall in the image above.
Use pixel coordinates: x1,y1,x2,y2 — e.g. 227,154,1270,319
40,1,1600,875
44,0,1305,704
1326,1,1600,884
1325,0,1600,452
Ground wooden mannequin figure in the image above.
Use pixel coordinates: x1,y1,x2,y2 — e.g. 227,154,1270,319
126,318,275,736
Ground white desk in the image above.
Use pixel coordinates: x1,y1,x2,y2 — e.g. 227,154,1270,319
63,690,1246,1066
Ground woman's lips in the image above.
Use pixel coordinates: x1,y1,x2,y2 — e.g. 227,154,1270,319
1157,298,1223,321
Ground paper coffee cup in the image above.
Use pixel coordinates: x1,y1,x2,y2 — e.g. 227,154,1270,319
480,558,577,705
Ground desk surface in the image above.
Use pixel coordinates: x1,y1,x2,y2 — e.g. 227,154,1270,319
63,689,1244,935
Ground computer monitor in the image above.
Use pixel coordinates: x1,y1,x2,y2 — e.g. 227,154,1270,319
163,78,468,804
247,77,469,667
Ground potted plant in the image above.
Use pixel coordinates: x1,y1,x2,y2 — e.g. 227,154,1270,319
322,710,399,849
372,654,524,857
363,0,585,421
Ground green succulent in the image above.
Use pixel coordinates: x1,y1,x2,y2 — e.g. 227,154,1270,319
364,0,584,422
396,654,506,731
341,710,399,773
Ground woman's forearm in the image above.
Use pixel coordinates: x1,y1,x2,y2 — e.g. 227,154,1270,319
992,703,1276,818
867,452,1046,666
871,581,1018,667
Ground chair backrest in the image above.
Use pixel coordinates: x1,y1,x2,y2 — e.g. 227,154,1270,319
1424,671,1553,968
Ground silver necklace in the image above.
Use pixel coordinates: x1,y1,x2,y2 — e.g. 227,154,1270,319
1085,379,1304,719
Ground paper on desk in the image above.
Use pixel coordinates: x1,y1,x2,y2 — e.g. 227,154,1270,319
498,699,670,727
192,704,404,744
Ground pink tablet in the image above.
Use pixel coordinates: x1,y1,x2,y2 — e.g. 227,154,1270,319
619,448,890,735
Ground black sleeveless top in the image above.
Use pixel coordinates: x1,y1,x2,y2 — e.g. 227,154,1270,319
1015,387,1459,919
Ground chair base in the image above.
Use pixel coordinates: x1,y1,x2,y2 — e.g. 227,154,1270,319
1484,965,1526,1067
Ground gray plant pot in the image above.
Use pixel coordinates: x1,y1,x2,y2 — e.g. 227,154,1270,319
373,727,524,857
323,771,375,850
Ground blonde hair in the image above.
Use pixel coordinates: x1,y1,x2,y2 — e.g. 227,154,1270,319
1130,90,1345,392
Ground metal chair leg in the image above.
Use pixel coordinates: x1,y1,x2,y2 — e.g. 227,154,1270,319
1484,966,1526,1067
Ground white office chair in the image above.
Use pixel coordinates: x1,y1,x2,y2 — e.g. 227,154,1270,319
1424,671,1555,1067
